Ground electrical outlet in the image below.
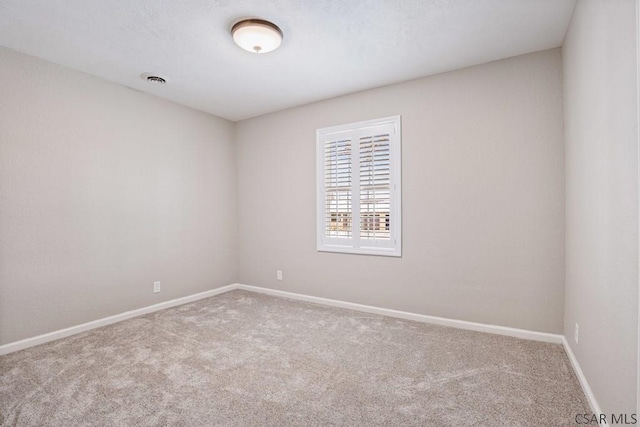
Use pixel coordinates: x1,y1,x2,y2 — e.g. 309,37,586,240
574,323,579,344
276,270,283,281
153,281,161,293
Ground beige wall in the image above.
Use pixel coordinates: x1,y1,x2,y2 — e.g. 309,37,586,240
0,47,238,345
563,0,639,414
236,49,566,334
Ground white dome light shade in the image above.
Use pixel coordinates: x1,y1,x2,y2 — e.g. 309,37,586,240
231,19,283,54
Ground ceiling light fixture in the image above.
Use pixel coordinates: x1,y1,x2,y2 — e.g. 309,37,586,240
231,19,283,54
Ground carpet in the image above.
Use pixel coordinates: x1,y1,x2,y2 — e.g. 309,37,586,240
0,290,590,426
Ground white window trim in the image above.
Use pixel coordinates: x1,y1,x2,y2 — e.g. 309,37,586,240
316,115,402,257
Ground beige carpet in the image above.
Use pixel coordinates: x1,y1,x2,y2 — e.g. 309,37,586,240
1,290,590,426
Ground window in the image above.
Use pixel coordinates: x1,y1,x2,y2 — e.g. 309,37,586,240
316,116,401,256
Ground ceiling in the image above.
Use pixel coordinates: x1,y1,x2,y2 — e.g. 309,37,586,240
0,0,577,121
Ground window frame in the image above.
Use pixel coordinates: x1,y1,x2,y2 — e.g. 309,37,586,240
316,115,402,257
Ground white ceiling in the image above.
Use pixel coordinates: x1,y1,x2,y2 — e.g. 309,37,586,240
0,0,577,121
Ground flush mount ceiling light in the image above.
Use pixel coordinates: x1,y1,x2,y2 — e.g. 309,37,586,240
231,19,283,54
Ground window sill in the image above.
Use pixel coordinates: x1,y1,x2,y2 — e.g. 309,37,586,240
317,245,402,257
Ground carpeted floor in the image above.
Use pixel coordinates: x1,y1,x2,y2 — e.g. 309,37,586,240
1,290,590,426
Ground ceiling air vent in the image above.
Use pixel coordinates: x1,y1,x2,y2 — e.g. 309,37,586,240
140,73,169,85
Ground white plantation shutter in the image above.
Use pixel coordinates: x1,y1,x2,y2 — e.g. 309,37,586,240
359,131,391,242
317,116,401,256
324,137,352,238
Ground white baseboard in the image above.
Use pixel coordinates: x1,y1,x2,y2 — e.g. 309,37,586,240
0,282,564,353
235,284,563,344
0,284,239,356
562,337,605,421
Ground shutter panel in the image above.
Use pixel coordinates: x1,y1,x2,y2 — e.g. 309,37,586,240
324,137,352,238
359,131,391,241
